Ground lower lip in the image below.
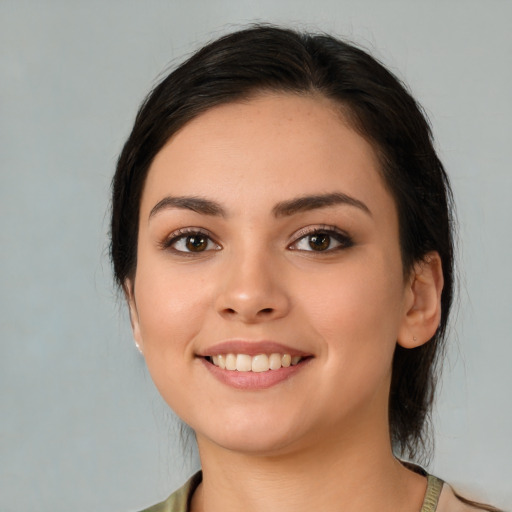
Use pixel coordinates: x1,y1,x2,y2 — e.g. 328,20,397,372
200,358,310,390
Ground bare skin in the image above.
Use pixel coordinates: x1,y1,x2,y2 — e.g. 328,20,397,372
127,93,443,512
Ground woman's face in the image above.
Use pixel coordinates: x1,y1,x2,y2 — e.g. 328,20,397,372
128,93,414,455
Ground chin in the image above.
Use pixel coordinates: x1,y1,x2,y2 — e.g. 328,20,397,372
194,416,305,456
208,433,299,457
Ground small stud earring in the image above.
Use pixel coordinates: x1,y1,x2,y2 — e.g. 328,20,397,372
135,342,143,354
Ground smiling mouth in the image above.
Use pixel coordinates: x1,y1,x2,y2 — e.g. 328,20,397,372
204,353,307,372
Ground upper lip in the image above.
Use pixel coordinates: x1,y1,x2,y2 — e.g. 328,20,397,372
197,340,312,357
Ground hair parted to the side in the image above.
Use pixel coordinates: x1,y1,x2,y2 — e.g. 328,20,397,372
110,24,455,463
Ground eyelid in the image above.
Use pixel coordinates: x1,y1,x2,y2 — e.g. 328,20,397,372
289,224,350,242
159,227,221,251
288,224,353,251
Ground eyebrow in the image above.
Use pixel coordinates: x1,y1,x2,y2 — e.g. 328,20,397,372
149,192,371,220
149,196,226,219
272,192,372,218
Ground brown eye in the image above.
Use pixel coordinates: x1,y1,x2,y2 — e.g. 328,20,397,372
308,233,331,251
185,235,208,252
166,230,220,254
290,228,354,253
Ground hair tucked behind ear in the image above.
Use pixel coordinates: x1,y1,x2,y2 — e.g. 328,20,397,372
110,24,455,463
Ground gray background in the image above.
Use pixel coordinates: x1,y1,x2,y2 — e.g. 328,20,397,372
1,1,511,510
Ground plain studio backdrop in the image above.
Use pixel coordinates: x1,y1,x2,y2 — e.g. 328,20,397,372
1,1,511,511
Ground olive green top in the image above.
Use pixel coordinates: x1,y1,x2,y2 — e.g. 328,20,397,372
138,472,203,512
138,471,444,512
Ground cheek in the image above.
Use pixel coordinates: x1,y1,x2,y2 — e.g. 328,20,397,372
134,260,213,353
301,260,404,415
133,264,213,413
296,252,405,359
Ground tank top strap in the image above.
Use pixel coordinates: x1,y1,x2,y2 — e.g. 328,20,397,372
420,474,444,512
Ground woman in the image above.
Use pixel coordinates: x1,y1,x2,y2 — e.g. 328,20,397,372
110,25,499,512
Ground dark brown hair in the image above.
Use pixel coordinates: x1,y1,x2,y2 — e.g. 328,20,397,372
111,25,455,462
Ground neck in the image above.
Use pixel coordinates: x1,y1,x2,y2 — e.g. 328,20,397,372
191,423,426,512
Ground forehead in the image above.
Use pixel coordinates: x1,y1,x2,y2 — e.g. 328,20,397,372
142,93,391,218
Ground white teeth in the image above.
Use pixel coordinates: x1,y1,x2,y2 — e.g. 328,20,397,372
251,354,269,373
225,353,237,370
269,353,282,370
281,354,291,367
209,353,304,372
236,354,252,372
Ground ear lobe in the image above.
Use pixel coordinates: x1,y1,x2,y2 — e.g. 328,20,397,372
124,279,143,353
397,252,444,349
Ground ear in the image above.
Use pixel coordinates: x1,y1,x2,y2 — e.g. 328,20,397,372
124,279,143,354
397,252,444,349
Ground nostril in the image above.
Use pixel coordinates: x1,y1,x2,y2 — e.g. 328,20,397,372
259,308,274,314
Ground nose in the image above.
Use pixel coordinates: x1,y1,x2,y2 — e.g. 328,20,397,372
214,249,291,324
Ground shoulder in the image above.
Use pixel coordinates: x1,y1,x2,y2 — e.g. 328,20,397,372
404,461,502,512
437,482,503,512
137,472,202,512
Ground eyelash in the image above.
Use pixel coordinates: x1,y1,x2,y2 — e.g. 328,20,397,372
288,225,354,253
160,225,353,255
160,228,221,255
